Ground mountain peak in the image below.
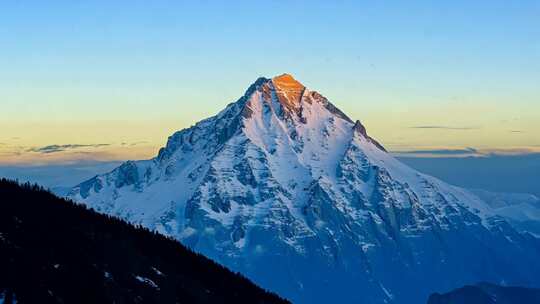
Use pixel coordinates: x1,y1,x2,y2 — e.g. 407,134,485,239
272,73,302,85
270,73,305,109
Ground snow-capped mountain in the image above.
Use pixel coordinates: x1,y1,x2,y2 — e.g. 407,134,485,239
68,74,540,304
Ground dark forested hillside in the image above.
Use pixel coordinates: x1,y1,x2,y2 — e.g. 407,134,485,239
427,282,540,304
0,179,289,304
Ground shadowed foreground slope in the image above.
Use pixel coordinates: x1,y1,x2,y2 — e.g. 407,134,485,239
0,179,289,304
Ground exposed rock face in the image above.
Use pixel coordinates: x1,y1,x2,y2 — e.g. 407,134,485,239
271,73,305,112
68,74,540,304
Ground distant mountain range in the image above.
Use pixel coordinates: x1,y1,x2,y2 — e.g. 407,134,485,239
67,74,540,303
0,179,288,304
469,189,540,236
427,282,540,304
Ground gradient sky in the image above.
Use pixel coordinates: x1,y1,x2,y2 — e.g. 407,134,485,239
1,1,539,164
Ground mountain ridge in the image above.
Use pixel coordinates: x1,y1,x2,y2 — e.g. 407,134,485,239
427,282,540,304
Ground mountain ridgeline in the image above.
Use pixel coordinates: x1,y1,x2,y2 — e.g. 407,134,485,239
0,179,289,304
427,283,540,304
68,74,540,304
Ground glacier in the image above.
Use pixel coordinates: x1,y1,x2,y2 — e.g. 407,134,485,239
68,74,540,304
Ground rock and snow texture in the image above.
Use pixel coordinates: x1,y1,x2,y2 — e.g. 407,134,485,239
69,74,540,304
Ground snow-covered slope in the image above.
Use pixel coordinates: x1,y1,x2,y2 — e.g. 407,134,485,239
68,74,540,304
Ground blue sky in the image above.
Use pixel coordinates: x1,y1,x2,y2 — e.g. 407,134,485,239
1,1,539,164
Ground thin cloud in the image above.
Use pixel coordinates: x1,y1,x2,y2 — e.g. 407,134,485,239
393,146,540,158
27,144,111,154
509,130,524,133
396,147,478,156
410,126,480,130
120,141,148,147
130,141,149,146
484,148,540,156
